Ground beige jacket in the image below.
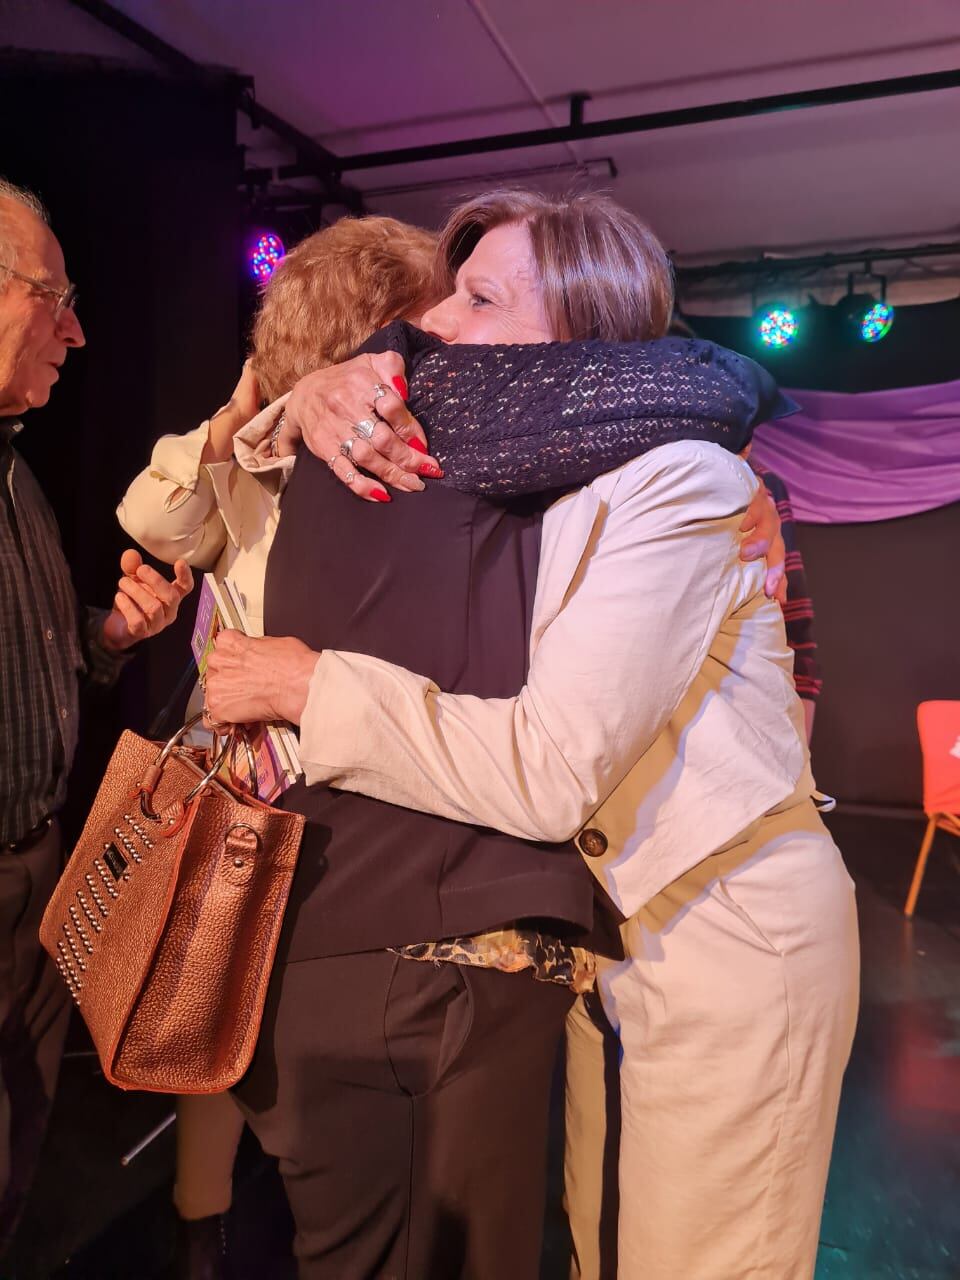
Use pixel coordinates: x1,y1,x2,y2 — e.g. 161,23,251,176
116,403,291,636
297,440,815,917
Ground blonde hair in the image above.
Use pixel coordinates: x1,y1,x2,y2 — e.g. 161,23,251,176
251,216,437,402
436,190,674,342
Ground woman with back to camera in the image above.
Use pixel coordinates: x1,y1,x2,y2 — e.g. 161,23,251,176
118,216,440,631
204,190,857,1280
118,215,441,1277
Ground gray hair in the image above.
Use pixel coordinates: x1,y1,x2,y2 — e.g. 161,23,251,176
0,178,49,277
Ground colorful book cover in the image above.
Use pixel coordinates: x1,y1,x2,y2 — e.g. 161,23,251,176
191,575,221,678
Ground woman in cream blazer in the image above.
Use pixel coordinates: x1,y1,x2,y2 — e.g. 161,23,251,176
283,436,860,1279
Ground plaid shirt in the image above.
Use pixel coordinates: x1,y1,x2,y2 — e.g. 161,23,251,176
0,420,127,843
751,459,822,704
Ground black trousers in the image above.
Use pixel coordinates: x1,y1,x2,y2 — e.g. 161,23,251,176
234,950,573,1280
0,822,70,1254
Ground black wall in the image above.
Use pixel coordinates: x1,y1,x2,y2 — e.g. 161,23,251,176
691,300,960,807
2,56,243,836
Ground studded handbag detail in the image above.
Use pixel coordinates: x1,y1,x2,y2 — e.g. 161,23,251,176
39,717,304,1093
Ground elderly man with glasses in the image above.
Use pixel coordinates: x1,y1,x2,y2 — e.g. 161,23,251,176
0,177,194,1251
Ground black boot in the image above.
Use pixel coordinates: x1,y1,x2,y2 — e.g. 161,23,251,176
176,1213,229,1280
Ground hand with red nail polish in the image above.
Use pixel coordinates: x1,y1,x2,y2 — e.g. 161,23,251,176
283,350,440,500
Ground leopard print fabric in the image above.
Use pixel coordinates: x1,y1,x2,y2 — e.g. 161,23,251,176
394,929,596,994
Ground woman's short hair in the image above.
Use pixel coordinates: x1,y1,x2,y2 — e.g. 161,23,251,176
436,190,674,343
251,216,437,402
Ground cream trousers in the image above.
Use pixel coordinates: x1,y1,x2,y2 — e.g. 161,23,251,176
566,800,860,1280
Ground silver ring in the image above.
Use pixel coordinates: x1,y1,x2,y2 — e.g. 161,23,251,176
326,452,339,470
202,702,230,734
340,438,356,460
372,383,388,404
354,418,377,441
343,469,356,484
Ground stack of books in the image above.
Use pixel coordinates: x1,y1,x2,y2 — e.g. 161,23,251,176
191,574,301,802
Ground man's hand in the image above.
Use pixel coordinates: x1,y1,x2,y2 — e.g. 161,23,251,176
100,549,194,652
204,631,319,727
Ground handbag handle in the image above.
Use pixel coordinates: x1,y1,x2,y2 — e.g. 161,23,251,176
204,727,261,801
138,714,259,820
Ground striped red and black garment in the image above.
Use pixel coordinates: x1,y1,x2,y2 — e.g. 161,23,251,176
750,459,822,704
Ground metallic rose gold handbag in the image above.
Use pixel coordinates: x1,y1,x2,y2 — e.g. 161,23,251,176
39,716,304,1094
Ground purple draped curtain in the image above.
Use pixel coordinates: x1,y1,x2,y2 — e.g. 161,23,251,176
750,378,960,523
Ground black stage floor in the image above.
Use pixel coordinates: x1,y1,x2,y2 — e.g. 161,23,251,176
7,811,960,1280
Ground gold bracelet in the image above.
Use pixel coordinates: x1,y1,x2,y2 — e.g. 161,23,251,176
269,409,286,458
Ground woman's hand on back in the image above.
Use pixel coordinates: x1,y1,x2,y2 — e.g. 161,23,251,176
283,352,443,503
202,360,263,465
739,484,787,605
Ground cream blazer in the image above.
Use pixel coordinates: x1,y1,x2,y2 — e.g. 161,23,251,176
116,403,291,636
296,440,816,917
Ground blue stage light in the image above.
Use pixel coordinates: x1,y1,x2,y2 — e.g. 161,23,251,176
248,232,285,282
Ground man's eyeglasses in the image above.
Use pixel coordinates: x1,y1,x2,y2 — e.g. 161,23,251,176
1,266,78,318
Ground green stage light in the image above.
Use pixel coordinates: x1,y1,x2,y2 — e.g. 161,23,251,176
757,307,799,349
860,300,895,343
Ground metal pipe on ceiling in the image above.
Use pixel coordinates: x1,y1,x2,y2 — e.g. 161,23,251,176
331,67,960,172
676,241,960,283
244,156,618,201
464,0,585,170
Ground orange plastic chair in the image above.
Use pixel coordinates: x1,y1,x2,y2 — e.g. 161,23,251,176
904,701,960,917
